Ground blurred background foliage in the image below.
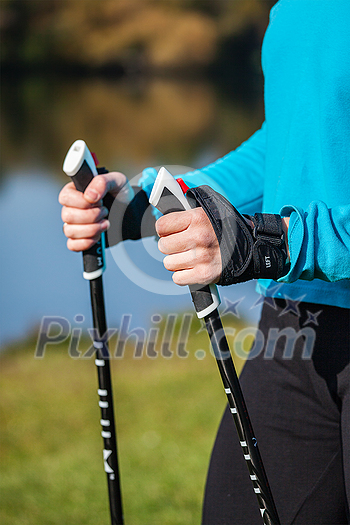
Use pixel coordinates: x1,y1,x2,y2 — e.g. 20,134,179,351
0,0,275,179
1,0,273,73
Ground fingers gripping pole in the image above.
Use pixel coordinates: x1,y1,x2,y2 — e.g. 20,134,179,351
150,167,220,318
150,167,280,525
63,140,123,525
63,139,106,280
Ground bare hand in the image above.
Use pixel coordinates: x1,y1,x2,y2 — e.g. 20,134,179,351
59,171,132,252
156,207,222,286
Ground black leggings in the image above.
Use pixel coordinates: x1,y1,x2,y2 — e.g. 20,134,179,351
202,299,350,525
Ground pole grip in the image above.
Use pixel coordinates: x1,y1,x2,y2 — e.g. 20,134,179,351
149,167,220,318
63,140,106,280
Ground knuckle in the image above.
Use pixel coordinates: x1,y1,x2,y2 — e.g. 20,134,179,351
163,255,172,270
61,206,67,221
58,184,70,205
63,222,71,237
158,236,170,254
108,172,124,192
58,192,65,206
198,265,212,284
66,239,74,251
93,175,108,195
155,216,166,235
193,246,206,264
200,245,213,264
172,272,186,286
172,272,180,285
190,207,202,225
62,207,74,223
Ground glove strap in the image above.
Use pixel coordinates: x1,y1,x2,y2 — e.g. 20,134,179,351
250,213,289,279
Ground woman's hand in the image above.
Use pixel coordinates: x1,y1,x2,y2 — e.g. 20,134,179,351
156,207,222,286
59,171,132,252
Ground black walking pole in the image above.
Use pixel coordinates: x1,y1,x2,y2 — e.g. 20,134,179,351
149,167,280,525
63,140,123,525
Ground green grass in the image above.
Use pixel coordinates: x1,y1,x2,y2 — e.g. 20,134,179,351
0,315,248,525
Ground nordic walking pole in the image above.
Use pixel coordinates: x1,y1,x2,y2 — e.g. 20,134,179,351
149,167,280,525
63,140,123,525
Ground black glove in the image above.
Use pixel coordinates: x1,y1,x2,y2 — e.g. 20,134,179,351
186,185,289,286
104,186,156,247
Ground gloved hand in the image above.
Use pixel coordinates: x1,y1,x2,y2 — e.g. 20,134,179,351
186,185,290,286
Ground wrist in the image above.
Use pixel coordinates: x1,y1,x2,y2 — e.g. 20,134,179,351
245,214,290,264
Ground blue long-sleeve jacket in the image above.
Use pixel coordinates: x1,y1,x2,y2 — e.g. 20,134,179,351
140,0,350,309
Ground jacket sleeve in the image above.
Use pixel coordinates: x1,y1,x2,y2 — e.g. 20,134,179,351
139,123,267,216
279,201,350,283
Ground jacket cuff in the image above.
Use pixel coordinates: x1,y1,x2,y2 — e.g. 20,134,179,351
277,205,305,283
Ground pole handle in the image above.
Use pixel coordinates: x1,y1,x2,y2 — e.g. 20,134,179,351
63,139,106,280
149,167,220,318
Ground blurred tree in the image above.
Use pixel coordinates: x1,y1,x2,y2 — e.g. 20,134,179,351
1,0,274,74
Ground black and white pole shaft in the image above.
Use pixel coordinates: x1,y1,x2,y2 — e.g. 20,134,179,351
63,140,123,525
149,168,280,525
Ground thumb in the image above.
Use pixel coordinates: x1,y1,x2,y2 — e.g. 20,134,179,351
84,171,134,204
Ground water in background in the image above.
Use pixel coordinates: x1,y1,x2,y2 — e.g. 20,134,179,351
0,75,265,348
